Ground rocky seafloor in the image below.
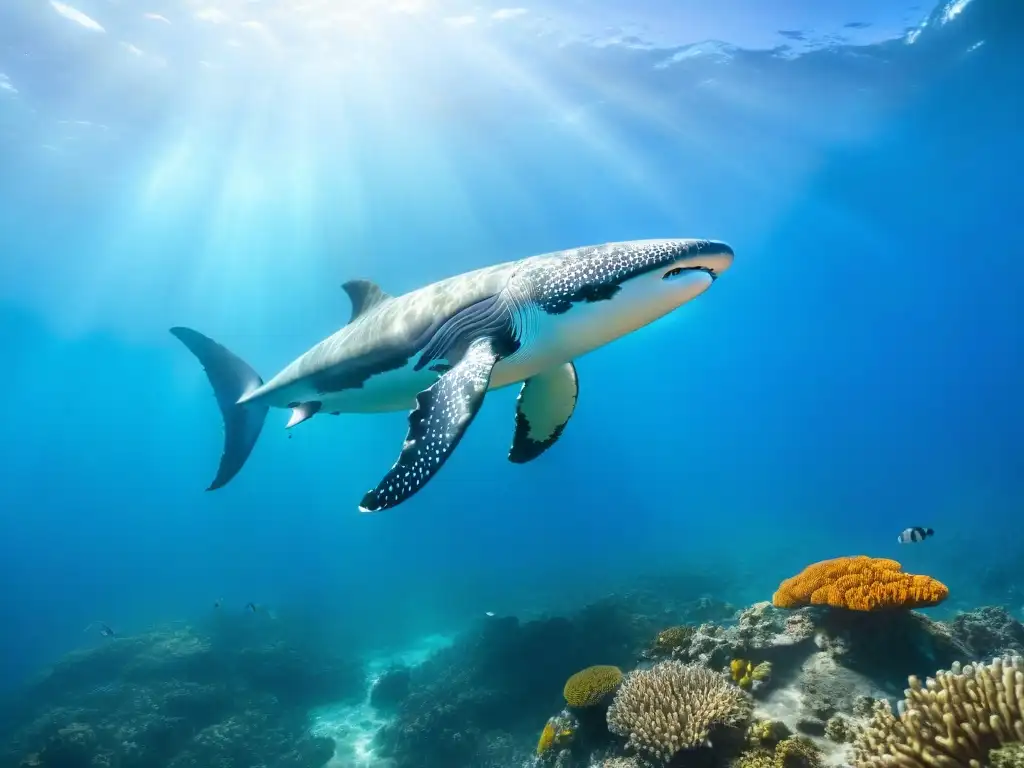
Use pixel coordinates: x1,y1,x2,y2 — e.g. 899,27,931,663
3,594,1024,768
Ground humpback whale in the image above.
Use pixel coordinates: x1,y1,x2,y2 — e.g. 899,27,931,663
171,238,734,512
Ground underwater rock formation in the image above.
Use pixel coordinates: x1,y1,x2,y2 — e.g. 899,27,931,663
370,666,413,713
947,606,1024,659
0,619,363,768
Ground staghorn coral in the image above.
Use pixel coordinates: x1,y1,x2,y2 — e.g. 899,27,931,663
606,660,751,763
563,665,623,708
853,655,1024,767
772,556,948,611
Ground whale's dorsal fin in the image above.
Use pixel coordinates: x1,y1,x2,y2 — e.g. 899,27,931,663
342,280,391,323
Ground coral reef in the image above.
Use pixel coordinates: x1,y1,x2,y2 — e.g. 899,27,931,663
948,606,1024,659
16,562,1024,768
823,715,853,743
748,719,792,747
773,556,949,611
852,655,1024,767
652,625,696,656
563,666,623,708
671,602,817,678
734,737,824,768
372,603,651,768
606,660,752,763
991,744,1024,768
731,659,773,691
811,607,970,681
536,710,577,759
775,736,824,768
0,619,363,768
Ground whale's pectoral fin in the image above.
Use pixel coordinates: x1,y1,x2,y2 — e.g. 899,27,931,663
359,337,500,513
509,362,578,464
286,401,321,428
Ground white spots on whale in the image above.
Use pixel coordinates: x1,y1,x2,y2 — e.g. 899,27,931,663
533,240,707,315
359,339,499,512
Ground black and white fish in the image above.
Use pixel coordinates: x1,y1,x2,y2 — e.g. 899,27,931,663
897,526,934,544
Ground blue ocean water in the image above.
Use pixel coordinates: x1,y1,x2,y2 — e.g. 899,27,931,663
0,0,1022,764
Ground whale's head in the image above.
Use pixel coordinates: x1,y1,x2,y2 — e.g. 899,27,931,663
515,239,733,349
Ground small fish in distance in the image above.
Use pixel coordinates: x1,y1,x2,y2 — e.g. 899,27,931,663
85,621,116,638
897,526,934,544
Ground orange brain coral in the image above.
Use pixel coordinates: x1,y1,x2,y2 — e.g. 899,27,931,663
772,555,948,611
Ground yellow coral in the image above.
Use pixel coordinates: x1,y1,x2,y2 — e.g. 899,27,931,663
537,721,556,755
734,749,774,768
731,658,751,681
751,662,772,681
775,737,823,768
654,625,695,652
772,555,948,611
537,715,576,757
732,659,768,690
563,665,623,707
747,719,790,747
734,738,823,768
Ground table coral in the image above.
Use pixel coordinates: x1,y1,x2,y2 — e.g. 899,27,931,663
772,556,948,611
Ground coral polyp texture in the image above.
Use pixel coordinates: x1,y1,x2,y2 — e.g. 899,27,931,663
772,556,949,612
852,655,1024,768
653,625,696,654
606,660,752,763
563,665,624,708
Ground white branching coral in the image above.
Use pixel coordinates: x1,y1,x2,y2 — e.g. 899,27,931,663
606,660,752,763
853,655,1024,768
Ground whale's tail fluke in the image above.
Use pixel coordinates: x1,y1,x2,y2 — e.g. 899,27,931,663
170,326,268,490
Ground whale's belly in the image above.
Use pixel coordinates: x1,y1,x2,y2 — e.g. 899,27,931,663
314,360,440,414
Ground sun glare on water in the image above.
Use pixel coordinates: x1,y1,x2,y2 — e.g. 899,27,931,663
0,0,922,335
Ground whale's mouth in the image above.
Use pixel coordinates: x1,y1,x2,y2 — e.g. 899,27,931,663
662,265,718,282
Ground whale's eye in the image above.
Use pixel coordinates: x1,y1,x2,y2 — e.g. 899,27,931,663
662,267,686,279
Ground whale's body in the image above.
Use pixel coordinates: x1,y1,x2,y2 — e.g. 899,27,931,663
172,238,734,512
